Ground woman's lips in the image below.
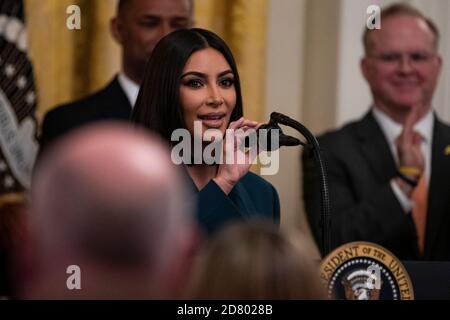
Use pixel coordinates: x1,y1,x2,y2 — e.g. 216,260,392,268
198,114,225,128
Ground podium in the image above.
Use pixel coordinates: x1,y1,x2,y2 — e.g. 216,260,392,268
403,261,450,299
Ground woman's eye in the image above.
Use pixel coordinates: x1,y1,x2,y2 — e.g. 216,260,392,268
185,79,203,88
220,78,234,87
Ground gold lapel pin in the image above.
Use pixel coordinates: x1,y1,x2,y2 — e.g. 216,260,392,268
444,145,450,156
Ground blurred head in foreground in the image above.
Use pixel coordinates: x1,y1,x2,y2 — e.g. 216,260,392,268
186,220,326,299
22,122,197,299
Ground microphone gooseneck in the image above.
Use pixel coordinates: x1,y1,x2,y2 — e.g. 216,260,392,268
250,112,331,255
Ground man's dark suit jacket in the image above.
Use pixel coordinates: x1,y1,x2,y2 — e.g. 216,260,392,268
40,76,132,151
190,172,280,235
302,111,450,261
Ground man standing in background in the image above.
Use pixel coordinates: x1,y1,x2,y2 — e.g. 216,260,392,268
303,3,450,261
39,0,193,150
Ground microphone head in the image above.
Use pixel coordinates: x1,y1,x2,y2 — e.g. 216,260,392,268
242,116,302,151
279,135,301,147
242,123,279,151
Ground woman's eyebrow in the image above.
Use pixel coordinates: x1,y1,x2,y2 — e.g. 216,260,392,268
180,71,206,79
181,70,234,79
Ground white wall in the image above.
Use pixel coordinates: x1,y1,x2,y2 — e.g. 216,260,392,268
265,0,307,231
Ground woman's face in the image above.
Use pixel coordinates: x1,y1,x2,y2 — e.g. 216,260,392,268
180,48,237,138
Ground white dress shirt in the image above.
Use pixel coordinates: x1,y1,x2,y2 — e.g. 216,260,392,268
372,107,433,213
117,72,140,108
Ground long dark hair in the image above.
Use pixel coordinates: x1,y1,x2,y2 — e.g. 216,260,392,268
131,28,244,144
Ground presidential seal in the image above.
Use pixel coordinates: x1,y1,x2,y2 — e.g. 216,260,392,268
320,242,414,300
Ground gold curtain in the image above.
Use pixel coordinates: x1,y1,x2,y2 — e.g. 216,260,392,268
195,0,268,123
25,0,267,127
24,0,120,126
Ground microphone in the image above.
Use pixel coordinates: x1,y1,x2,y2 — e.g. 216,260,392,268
243,112,331,255
243,121,302,151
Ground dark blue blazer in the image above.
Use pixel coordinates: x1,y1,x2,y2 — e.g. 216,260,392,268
303,111,450,261
40,77,131,152
189,172,280,235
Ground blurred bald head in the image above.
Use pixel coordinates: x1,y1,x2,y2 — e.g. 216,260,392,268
27,123,195,299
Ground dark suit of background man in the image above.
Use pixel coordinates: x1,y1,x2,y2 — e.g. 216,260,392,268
303,3,450,261
39,0,193,150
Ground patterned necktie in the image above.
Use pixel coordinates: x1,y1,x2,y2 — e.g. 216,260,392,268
412,173,428,254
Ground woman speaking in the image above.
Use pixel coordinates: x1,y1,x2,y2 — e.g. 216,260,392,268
132,28,279,235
